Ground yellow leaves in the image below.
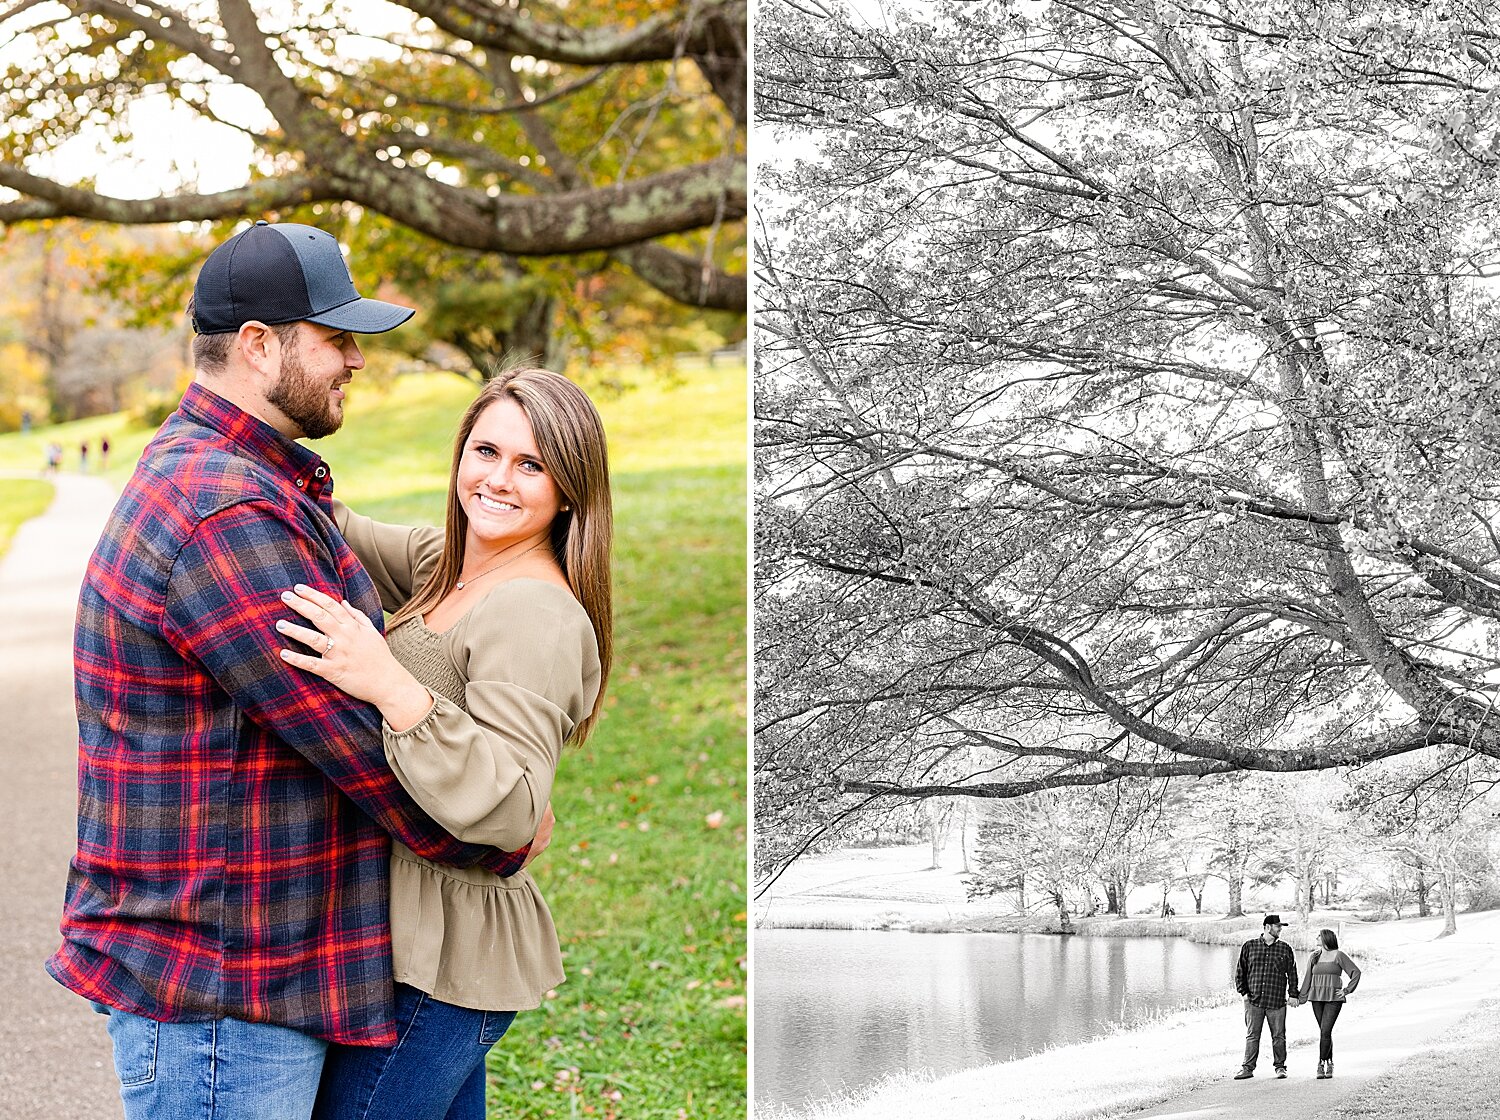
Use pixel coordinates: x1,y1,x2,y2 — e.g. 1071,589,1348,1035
0,342,47,432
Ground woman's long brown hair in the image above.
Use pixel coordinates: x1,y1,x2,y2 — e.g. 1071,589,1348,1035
389,368,614,741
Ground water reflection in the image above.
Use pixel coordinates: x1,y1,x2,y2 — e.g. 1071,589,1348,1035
755,929,1237,1111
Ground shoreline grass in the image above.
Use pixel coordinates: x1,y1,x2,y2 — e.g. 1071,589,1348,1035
757,908,1359,950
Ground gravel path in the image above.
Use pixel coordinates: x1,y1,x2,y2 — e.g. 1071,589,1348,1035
0,471,121,1119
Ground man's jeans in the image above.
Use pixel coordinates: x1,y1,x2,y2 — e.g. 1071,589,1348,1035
313,983,517,1120
97,1003,327,1119
1242,999,1288,1071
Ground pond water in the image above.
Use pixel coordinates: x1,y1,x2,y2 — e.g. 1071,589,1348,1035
755,928,1239,1112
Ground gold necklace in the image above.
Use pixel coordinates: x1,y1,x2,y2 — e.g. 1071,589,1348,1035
455,541,546,589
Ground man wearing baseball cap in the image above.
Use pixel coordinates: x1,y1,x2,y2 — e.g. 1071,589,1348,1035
1232,913,1302,1080
48,221,530,1118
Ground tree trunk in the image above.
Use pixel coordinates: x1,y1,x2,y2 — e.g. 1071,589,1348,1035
959,801,970,874
1296,865,1313,925
1415,868,1431,918
1437,866,1459,938
1110,868,1130,918
1228,875,1244,919
1104,880,1120,915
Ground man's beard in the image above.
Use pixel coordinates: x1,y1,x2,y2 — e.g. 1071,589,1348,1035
267,335,343,440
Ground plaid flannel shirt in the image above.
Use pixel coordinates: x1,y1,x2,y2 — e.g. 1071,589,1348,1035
1235,935,1300,1009
48,383,528,1046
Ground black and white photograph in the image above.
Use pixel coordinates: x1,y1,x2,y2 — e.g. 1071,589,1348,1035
753,2,1500,1118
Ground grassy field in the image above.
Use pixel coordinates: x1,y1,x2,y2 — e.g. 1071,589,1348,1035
0,360,748,1119
1330,998,1500,1119
0,477,54,560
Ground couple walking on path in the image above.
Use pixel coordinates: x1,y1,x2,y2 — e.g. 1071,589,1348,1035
44,220,614,1120
1235,913,1363,1082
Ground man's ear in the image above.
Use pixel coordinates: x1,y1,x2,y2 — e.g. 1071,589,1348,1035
237,321,278,376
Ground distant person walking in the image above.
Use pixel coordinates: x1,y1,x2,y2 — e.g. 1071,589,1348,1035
78,440,89,472
44,441,62,475
1233,913,1301,1080
99,434,111,469
1299,928,1361,1079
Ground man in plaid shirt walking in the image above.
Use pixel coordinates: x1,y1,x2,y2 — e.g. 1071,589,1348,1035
1233,913,1302,1080
48,222,535,1119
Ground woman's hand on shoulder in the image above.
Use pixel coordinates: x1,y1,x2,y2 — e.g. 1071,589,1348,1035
276,584,430,720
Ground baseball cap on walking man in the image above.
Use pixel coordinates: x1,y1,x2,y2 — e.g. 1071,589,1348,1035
191,220,415,335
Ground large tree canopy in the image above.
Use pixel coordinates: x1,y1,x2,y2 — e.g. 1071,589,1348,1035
755,0,1500,873
0,0,745,310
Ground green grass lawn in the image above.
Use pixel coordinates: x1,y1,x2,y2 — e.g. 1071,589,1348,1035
0,477,55,559
0,414,148,482
0,360,748,1118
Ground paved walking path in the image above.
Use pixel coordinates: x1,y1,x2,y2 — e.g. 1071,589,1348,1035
1127,910,1500,1120
0,471,121,1119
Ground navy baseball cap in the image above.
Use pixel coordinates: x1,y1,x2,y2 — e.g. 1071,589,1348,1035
191,220,415,335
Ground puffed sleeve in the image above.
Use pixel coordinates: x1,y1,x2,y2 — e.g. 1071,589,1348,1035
333,500,444,613
381,581,601,849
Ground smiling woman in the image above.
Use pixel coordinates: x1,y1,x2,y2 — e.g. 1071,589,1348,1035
453,399,564,581
274,366,614,1119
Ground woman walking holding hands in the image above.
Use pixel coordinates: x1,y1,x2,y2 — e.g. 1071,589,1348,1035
1300,928,1362,1079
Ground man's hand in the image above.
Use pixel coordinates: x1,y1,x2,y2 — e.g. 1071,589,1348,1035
521,803,556,871
1287,997,1300,1008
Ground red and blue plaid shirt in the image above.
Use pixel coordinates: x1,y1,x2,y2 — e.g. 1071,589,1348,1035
48,383,527,1046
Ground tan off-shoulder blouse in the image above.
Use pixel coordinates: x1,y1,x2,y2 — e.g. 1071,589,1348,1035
335,502,602,1011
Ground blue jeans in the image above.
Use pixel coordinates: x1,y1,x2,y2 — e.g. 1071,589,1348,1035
313,984,518,1120
97,1003,327,1119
